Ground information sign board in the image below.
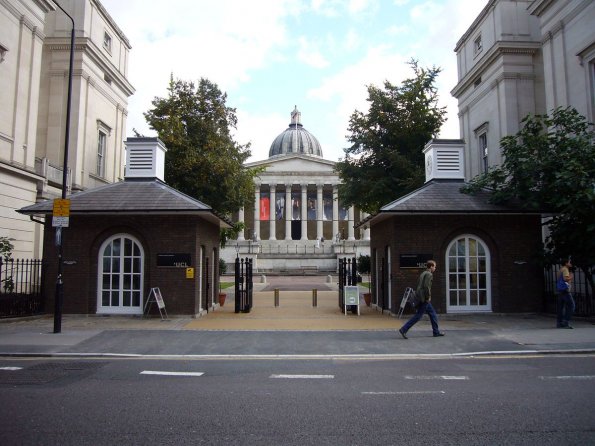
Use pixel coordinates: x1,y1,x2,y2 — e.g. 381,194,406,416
344,285,360,316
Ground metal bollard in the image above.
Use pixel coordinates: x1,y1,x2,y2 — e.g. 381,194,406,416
312,289,317,307
274,288,279,307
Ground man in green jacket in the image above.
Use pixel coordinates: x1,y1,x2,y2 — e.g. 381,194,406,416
399,260,445,339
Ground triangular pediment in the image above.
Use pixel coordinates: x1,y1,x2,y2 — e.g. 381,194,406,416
247,154,336,174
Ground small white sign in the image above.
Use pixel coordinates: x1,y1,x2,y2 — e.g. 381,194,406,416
52,216,69,227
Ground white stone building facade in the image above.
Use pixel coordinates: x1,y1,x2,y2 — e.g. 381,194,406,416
452,0,594,181
0,0,133,258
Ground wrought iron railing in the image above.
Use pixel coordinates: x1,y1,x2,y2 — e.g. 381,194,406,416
0,259,46,318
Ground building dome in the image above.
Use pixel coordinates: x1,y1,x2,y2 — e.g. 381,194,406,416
268,106,323,158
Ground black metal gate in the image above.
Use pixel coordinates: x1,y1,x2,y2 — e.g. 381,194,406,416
338,257,357,312
235,257,253,313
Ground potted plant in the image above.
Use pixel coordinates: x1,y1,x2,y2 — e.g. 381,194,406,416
357,254,372,306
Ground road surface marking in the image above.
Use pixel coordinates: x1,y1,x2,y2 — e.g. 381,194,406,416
0,367,23,371
539,375,595,380
405,375,469,380
270,374,334,379
140,371,204,377
362,391,446,395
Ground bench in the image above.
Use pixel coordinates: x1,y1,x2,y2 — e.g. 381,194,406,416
301,266,319,275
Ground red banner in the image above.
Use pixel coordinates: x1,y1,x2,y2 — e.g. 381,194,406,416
260,197,270,220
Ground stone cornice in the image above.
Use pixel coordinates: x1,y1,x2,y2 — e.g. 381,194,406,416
454,0,496,52
451,41,541,98
45,37,135,97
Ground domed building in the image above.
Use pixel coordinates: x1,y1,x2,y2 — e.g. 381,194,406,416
222,106,370,273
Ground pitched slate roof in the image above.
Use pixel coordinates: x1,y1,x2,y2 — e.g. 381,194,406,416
18,179,231,227
361,179,539,226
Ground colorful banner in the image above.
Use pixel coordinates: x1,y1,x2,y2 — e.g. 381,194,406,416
260,195,270,220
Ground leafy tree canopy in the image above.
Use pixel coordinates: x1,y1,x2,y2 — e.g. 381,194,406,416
144,76,259,217
335,60,447,213
462,107,595,271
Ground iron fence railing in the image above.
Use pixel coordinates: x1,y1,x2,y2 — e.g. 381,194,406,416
0,259,46,318
544,264,594,317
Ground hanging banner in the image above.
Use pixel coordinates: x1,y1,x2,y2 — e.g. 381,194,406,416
260,194,270,220
275,196,285,220
307,192,317,220
291,192,301,220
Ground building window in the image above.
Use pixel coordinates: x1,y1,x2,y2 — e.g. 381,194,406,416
103,31,112,52
97,130,106,177
473,76,482,88
479,133,488,173
0,42,7,63
474,35,482,54
97,234,144,314
591,61,595,122
446,235,491,312
474,122,489,176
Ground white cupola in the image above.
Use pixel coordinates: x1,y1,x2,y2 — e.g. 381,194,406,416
422,139,465,182
125,137,167,181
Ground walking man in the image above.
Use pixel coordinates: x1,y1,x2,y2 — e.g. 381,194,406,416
399,260,444,339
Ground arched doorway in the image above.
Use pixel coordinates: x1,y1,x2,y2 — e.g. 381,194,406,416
446,235,491,313
97,234,144,314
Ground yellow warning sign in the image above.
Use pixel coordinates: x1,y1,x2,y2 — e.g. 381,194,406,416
186,267,195,279
53,199,71,217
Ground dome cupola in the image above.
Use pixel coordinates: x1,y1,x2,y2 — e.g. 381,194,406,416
268,106,323,158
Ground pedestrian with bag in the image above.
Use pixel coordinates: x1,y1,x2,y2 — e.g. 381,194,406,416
556,257,575,329
399,260,445,339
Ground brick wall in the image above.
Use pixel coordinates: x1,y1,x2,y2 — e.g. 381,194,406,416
371,214,543,314
42,214,221,315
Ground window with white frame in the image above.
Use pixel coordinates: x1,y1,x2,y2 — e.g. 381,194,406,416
479,133,488,174
97,130,107,177
103,31,112,52
474,122,489,176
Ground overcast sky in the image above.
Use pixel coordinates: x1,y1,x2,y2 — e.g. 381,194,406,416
100,0,486,162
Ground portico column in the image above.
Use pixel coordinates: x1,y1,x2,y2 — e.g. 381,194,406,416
348,206,355,240
269,185,276,240
237,207,245,240
332,185,339,240
301,183,308,240
316,184,323,241
362,212,370,240
254,185,260,241
285,184,292,240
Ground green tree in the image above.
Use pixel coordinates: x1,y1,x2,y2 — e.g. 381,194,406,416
144,76,259,217
462,107,595,278
335,60,447,213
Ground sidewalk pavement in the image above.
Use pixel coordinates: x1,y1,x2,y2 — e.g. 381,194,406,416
1,289,594,358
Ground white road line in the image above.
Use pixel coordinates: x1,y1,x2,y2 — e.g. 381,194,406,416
404,375,469,380
0,367,23,371
270,374,334,379
140,371,204,377
362,391,446,395
539,375,595,380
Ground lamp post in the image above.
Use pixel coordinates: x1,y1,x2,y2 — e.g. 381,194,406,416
53,1,74,334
